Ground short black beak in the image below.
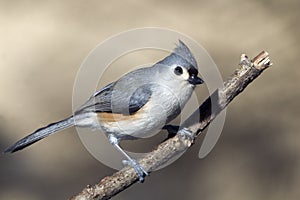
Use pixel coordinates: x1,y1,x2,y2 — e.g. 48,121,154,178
188,75,204,85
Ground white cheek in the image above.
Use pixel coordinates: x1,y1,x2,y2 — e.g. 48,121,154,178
182,70,189,80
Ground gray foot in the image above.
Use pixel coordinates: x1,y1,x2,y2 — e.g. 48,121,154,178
122,159,148,182
178,127,194,140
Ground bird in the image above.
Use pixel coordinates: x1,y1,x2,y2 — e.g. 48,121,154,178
4,40,204,182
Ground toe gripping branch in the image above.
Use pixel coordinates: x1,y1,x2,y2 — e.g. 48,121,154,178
108,134,148,182
71,51,272,200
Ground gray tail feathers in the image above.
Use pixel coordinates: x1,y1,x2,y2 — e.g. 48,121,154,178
4,116,75,153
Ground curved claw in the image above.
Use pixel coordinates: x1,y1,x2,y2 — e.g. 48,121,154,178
108,134,148,182
178,127,194,141
122,159,148,182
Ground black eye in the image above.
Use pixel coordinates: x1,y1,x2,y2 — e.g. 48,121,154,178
174,66,183,75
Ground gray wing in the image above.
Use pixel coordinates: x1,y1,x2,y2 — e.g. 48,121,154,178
75,82,152,115
128,85,152,114
75,82,116,114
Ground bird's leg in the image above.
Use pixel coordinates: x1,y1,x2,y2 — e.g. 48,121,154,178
108,134,148,182
162,125,194,141
177,127,194,141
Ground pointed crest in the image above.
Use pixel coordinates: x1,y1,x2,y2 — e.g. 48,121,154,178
173,40,198,68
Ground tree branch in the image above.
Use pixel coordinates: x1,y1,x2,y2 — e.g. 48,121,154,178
71,51,272,200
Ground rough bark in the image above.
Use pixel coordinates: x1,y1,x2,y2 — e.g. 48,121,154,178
71,51,272,200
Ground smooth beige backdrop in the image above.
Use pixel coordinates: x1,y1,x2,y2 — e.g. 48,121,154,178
1,0,299,199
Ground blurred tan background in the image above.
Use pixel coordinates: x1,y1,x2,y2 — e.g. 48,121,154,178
1,0,299,199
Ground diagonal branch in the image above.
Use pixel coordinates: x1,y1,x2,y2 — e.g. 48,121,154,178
71,51,272,200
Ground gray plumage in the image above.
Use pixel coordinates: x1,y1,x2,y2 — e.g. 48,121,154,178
4,40,204,182
173,40,198,68
4,117,75,153
4,39,203,155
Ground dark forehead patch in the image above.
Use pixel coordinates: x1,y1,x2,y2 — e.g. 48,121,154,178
188,67,198,76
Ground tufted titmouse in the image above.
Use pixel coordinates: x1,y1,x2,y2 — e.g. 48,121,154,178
4,40,204,181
